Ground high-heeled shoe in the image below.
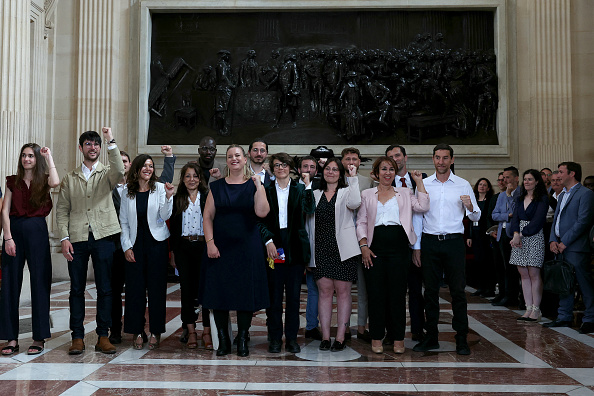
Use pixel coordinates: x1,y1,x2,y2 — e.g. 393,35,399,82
525,306,541,322
517,306,534,321
393,340,405,354
236,329,250,357
371,340,383,354
148,333,160,350
133,334,144,350
202,327,213,350
187,332,198,349
216,329,231,356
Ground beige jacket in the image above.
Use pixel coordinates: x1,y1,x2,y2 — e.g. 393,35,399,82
56,146,125,243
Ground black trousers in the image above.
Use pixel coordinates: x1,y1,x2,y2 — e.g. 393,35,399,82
421,233,468,338
175,238,210,327
499,232,520,301
407,261,425,335
0,216,52,341
110,247,126,335
213,310,252,333
124,238,168,335
266,263,303,341
492,238,506,297
471,228,496,292
365,225,410,341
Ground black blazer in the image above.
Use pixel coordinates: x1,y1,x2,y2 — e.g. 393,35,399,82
169,190,208,253
391,172,427,192
259,183,315,265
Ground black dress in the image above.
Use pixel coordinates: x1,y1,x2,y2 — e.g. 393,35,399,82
313,192,359,282
200,179,269,311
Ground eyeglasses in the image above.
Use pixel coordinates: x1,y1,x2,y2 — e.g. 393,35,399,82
273,163,289,169
83,142,100,148
199,146,216,152
251,148,267,154
325,167,340,173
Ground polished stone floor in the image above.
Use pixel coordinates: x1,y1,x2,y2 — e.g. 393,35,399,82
1,281,594,396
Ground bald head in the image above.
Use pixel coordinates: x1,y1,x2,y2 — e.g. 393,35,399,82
198,136,217,165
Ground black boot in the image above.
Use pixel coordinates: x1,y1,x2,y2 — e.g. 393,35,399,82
216,329,231,356
236,329,249,357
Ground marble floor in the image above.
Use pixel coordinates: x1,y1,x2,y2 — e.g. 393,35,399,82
1,281,594,396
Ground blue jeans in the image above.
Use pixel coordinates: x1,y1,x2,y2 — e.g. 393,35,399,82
305,269,319,330
557,251,594,323
68,233,115,339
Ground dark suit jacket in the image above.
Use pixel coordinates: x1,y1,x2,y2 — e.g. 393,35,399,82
550,183,594,253
259,182,315,266
169,190,208,253
391,172,427,192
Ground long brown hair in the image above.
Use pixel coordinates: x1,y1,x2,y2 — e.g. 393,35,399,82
126,154,158,198
175,162,208,216
16,143,50,208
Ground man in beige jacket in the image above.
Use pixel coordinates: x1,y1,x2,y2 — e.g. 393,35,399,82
56,127,125,355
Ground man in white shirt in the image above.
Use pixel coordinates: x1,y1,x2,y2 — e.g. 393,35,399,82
249,138,274,186
413,144,480,355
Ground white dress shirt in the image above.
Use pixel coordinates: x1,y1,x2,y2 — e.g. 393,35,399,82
181,193,203,236
275,180,290,229
422,172,481,235
395,173,413,190
555,183,579,237
374,195,401,226
81,162,98,181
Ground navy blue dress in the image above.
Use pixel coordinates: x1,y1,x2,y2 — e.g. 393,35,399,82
200,179,269,311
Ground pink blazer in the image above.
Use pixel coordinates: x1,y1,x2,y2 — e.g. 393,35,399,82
356,187,429,247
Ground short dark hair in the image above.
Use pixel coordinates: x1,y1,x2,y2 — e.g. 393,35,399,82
319,158,347,191
268,152,295,170
432,143,453,157
540,167,553,174
503,166,519,177
298,155,317,169
341,147,361,159
371,156,398,179
249,138,269,152
558,161,582,182
385,144,407,157
79,131,101,147
498,172,504,176
119,150,130,162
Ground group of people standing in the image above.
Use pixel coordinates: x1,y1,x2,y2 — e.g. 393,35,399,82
2,130,593,359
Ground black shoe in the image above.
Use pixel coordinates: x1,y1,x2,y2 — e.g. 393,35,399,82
383,335,394,345
330,340,346,352
357,330,371,343
543,319,572,328
304,328,322,341
482,290,496,298
319,339,331,351
344,331,351,341
413,337,440,352
579,322,594,334
108,332,122,345
268,339,282,353
411,332,425,342
179,328,189,343
471,289,485,297
236,329,249,357
233,332,250,345
491,294,504,304
286,339,301,353
216,329,231,356
455,338,471,355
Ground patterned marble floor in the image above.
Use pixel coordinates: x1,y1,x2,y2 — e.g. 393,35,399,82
1,281,594,396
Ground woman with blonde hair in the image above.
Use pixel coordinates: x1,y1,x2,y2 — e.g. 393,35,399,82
1,143,59,355
201,144,270,357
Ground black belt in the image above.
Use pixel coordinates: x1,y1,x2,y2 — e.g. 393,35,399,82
422,233,463,241
182,235,205,242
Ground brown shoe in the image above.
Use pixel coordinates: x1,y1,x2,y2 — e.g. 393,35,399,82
68,339,85,355
95,336,116,354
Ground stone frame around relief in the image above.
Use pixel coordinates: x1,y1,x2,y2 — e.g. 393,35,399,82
135,0,510,159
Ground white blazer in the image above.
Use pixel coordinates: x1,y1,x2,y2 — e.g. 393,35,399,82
306,176,362,267
120,182,173,252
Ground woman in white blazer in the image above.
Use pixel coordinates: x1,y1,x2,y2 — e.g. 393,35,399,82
305,158,361,352
120,154,174,350
356,156,429,354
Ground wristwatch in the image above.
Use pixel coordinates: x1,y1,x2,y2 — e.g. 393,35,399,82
106,138,116,144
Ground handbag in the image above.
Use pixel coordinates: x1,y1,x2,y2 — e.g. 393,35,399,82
543,253,575,296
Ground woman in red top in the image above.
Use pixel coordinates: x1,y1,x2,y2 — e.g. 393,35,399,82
0,143,59,356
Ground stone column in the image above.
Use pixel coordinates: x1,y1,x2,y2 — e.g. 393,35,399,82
76,0,121,164
0,0,31,185
529,0,573,168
